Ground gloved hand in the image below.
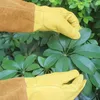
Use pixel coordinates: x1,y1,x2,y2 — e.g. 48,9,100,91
34,5,81,39
0,0,80,39
25,70,86,100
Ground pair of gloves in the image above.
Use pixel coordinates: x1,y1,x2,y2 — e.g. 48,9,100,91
0,0,85,100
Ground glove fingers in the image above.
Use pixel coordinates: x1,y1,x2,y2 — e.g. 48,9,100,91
72,74,83,84
60,8,80,31
58,70,79,84
69,74,84,90
70,80,86,100
62,75,84,90
62,75,86,99
36,70,79,85
66,12,80,30
58,18,80,39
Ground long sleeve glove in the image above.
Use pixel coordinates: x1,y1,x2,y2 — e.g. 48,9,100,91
0,70,86,100
0,77,28,100
0,0,80,39
25,70,86,100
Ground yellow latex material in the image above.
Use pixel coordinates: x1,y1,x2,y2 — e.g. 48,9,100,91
34,5,81,39
25,70,86,100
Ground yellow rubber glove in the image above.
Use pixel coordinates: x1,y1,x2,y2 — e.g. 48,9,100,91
34,5,81,39
25,70,86,100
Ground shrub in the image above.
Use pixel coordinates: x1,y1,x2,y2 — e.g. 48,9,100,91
0,0,100,99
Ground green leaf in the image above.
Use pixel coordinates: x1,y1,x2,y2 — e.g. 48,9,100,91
71,54,96,75
95,1,100,6
19,43,27,55
38,56,45,67
47,36,63,51
75,28,91,46
38,71,44,75
32,0,39,4
83,17,89,24
84,2,90,8
67,58,76,70
26,64,40,71
0,66,3,72
82,74,92,96
67,39,77,49
74,44,100,58
13,51,22,57
40,38,49,46
69,4,77,9
79,93,94,100
59,35,71,51
94,21,100,28
43,49,62,56
88,39,98,45
0,50,5,61
15,54,25,69
0,70,17,79
44,54,61,69
78,3,84,10
24,54,37,68
92,59,100,69
14,33,30,43
32,68,43,76
27,35,34,44
37,31,53,38
13,39,20,47
89,71,100,88
55,56,69,72
49,0,62,5
2,60,20,70
24,72,34,77
78,12,83,17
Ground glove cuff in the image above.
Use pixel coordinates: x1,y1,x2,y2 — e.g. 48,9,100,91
0,77,28,100
0,0,35,32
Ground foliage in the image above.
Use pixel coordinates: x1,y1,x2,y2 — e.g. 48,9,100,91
0,0,100,100
0,28,100,99
43,28,100,99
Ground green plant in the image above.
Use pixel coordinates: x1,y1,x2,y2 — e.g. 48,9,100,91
0,0,100,100
43,28,100,99
0,54,39,79
0,28,100,99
